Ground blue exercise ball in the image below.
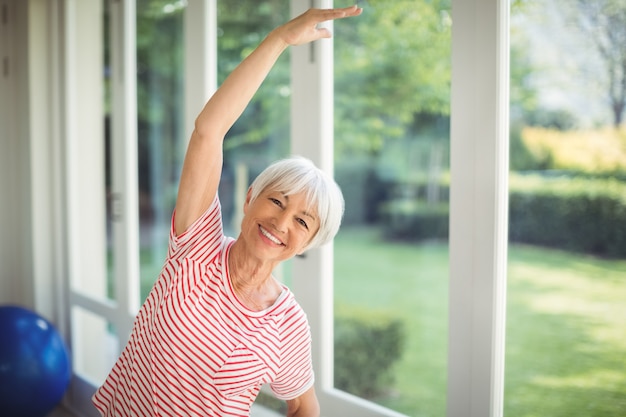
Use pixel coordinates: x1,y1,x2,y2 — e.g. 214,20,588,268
0,305,71,417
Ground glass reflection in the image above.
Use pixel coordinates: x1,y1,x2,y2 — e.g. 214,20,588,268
136,0,186,299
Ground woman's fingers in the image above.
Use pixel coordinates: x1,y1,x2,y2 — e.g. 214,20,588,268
312,5,363,27
277,5,362,46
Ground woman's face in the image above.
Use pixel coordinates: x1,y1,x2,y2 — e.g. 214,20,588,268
240,188,320,261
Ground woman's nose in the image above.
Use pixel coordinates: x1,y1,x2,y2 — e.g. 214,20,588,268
274,212,289,233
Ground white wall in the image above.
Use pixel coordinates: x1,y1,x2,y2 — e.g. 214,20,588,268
0,0,66,327
0,0,34,308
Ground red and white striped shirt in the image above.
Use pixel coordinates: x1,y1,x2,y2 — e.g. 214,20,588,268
93,197,314,416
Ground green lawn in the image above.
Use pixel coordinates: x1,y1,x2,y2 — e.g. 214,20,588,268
333,226,626,417
505,245,626,417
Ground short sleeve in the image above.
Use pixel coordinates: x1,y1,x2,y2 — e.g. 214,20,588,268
269,307,315,400
168,196,224,261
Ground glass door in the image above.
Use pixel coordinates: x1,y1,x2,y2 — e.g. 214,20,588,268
333,1,451,416
135,0,186,301
506,1,626,416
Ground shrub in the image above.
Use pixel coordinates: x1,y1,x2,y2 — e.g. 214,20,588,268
510,122,550,171
335,159,392,225
509,174,626,257
377,174,626,258
524,108,578,131
334,308,406,399
380,199,449,241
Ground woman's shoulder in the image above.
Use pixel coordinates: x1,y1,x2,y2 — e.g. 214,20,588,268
169,197,225,259
274,290,310,328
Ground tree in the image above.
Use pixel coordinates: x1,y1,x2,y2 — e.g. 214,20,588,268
568,0,626,127
334,0,451,156
217,0,290,156
132,0,453,161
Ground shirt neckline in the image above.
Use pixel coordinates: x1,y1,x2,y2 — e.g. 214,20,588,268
222,238,289,317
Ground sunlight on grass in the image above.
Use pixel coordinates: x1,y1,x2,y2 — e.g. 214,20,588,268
334,226,448,417
333,228,626,417
506,245,626,417
535,368,624,389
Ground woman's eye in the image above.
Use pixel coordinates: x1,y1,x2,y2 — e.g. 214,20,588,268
270,198,282,207
297,218,309,229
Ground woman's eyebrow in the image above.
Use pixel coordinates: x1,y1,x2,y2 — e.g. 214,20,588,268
302,210,317,221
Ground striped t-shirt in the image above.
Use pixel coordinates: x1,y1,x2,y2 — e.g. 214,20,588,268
92,197,314,416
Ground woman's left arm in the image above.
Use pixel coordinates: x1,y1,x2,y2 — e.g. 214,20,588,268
286,386,320,417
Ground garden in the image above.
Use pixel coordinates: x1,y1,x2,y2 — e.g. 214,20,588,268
327,121,626,416
333,227,626,417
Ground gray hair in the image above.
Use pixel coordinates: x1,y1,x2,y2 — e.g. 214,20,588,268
248,156,345,251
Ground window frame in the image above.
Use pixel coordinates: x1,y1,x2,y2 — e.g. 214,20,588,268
446,1,510,416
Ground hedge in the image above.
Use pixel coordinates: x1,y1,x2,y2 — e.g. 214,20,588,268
379,175,626,257
380,200,449,241
508,174,626,257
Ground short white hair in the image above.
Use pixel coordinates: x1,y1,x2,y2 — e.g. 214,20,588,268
248,156,345,251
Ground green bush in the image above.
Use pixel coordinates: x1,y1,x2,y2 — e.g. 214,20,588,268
334,308,406,399
335,160,392,225
509,174,626,257
380,199,449,241
509,122,551,171
524,108,578,131
377,174,626,258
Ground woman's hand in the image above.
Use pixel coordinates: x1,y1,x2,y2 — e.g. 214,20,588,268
272,5,363,47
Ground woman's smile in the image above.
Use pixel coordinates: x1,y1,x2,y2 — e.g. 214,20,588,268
259,225,284,246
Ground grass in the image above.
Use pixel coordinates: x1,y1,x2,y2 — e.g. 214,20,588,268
333,226,626,417
505,245,626,417
334,227,448,416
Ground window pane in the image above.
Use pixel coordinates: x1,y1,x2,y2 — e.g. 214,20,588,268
506,1,626,416
71,306,119,384
333,2,451,415
136,0,186,301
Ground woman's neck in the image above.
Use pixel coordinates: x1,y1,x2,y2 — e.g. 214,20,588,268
228,239,282,311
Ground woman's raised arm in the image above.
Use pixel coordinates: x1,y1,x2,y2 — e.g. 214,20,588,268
173,6,362,235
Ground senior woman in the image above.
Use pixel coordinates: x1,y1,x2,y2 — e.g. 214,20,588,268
92,5,362,417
